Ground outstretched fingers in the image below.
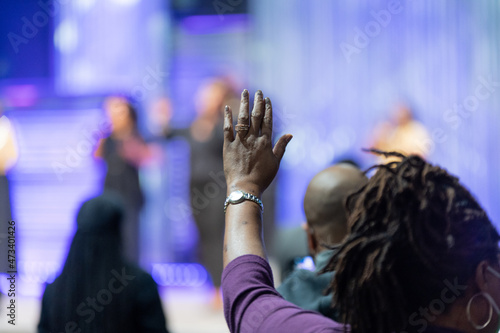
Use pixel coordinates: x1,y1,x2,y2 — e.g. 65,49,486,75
250,90,264,136
236,89,250,139
273,134,293,162
224,105,234,143
261,97,273,138
262,96,291,161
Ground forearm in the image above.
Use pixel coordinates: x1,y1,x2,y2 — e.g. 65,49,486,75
223,184,267,268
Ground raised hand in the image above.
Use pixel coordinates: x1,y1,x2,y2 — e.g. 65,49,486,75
223,89,292,196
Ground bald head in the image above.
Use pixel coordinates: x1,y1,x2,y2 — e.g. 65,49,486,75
303,163,367,247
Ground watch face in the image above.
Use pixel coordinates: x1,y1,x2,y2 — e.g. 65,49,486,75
229,190,244,203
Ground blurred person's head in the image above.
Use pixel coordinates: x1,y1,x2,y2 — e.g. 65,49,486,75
303,163,367,257
104,96,138,134
326,151,500,333
59,191,126,277
0,100,18,173
334,158,361,169
76,192,124,235
194,77,237,119
149,96,173,134
392,102,414,126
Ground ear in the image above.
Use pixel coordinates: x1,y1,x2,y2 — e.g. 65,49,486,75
304,224,318,257
475,260,493,293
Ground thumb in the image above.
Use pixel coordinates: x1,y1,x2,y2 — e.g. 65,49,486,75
273,134,293,161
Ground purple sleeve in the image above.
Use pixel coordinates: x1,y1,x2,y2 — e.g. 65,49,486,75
222,255,347,333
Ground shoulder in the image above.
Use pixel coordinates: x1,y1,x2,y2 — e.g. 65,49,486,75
41,281,58,299
122,264,159,295
278,269,318,292
123,264,155,283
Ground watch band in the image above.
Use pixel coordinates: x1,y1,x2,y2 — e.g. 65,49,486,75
224,190,264,214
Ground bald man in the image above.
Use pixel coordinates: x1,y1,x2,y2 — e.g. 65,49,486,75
277,163,367,319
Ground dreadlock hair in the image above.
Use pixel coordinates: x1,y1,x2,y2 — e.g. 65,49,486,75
323,149,500,333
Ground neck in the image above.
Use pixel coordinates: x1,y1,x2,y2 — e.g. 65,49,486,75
112,127,134,139
430,297,498,333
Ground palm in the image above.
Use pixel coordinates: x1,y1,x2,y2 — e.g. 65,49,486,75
223,90,292,195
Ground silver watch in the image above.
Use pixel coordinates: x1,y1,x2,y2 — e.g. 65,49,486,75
224,190,264,214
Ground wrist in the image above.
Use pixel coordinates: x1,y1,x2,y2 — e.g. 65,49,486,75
226,182,262,198
224,189,264,214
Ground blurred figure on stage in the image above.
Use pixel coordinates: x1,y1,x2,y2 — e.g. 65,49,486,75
94,96,151,264
372,102,430,162
38,193,169,333
162,79,234,309
148,97,173,137
161,78,277,309
0,103,18,277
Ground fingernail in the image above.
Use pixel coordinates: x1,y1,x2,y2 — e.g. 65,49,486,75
286,135,293,143
256,90,263,98
265,97,270,105
242,89,248,97
225,105,229,111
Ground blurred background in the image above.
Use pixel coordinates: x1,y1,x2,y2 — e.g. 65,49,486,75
0,0,499,332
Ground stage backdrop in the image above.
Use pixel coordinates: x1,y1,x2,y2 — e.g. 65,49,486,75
2,0,500,297
249,0,500,227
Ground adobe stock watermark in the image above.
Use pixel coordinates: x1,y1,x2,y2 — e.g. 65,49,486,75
51,120,110,181
417,75,499,155
403,277,467,333
273,106,296,135
340,0,404,64
170,170,227,221
8,0,68,54
56,267,136,333
213,0,243,21
130,65,168,102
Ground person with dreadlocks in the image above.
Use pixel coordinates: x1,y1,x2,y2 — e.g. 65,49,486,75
277,163,367,319
221,89,500,333
326,149,500,333
38,193,169,333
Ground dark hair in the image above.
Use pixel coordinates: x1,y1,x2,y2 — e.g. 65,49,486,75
324,150,499,333
126,102,139,128
45,193,133,332
105,95,139,129
119,98,139,129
